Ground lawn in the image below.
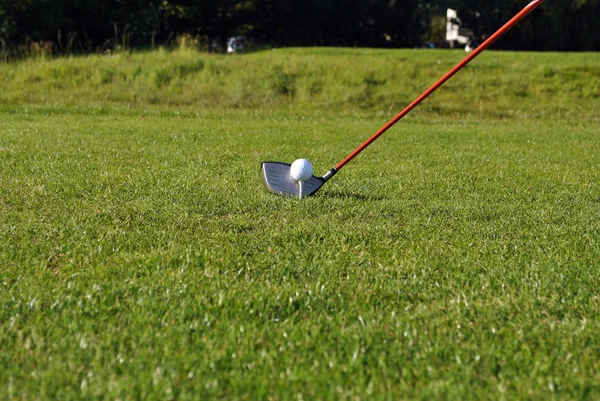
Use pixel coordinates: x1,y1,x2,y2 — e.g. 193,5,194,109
1,48,599,400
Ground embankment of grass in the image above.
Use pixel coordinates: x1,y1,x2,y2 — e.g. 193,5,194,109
0,47,598,119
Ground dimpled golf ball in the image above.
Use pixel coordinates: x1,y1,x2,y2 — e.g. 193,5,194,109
290,159,313,182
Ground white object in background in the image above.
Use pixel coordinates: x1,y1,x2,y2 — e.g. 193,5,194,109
447,8,471,48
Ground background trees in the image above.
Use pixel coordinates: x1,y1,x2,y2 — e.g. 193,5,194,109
1,0,598,54
431,0,599,50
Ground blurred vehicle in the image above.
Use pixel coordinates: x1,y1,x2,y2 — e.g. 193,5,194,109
418,41,436,49
227,36,247,54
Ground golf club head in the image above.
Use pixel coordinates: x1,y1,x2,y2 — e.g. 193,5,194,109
261,161,325,198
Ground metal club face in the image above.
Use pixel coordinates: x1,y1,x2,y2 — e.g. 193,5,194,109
261,162,325,198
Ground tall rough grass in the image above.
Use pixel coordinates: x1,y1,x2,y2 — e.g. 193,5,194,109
0,30,221,63
0,48,598,119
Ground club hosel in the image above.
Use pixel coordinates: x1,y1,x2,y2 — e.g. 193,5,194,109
322,167,338,182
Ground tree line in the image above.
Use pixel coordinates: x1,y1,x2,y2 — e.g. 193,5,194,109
1,0,598,56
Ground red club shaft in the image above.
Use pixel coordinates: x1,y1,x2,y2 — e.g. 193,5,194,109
334,0,545,171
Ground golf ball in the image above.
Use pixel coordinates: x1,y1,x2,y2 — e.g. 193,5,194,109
290,159,313,182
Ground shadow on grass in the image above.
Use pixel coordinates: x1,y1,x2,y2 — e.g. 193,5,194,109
318,190,385,201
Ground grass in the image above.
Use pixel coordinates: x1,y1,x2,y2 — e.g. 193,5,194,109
0,47,598,118
1,48,600,400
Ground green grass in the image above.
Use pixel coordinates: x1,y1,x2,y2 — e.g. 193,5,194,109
1,47,598,118
1,49,600,400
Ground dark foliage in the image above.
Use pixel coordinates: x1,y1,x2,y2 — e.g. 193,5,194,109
0,0,598,54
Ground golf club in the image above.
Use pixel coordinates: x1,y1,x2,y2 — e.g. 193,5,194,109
262,0,546,198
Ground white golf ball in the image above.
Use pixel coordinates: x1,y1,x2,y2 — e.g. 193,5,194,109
290,159,313,182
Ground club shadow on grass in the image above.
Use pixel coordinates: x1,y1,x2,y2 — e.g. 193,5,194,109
317,190,385,201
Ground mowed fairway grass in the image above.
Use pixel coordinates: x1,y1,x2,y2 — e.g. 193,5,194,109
1,48,599,400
